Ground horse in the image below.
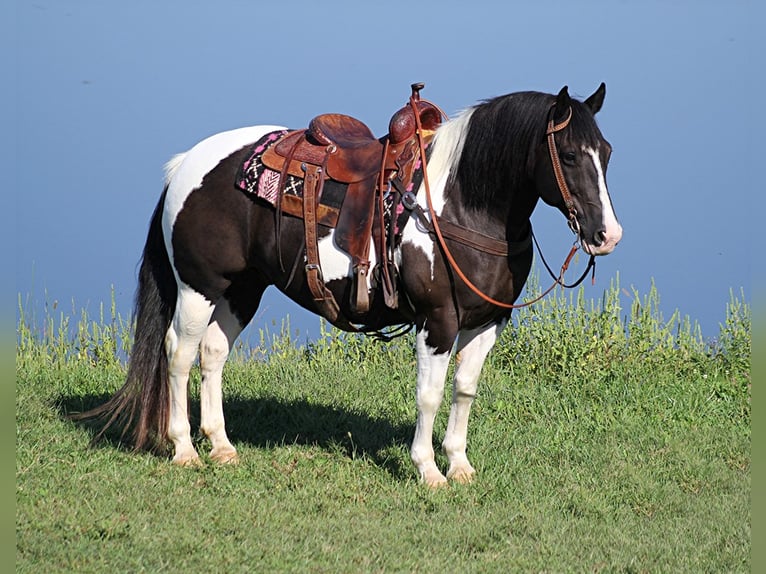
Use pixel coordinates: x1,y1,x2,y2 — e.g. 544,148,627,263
82,83,622,488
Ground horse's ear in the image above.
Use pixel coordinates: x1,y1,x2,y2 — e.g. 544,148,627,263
554,86,571,122
584,82,606,115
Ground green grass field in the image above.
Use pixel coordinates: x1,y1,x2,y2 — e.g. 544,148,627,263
16,280,750,572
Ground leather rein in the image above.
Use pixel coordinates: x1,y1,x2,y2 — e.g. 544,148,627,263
411,96,596,310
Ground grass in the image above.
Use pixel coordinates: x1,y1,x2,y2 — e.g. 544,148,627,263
16,279,751,572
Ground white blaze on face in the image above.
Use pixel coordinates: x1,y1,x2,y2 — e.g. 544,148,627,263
583,146,623,255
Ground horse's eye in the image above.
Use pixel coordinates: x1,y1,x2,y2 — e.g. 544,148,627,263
561,151,577,165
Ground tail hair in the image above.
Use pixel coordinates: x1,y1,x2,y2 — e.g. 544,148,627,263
73,187,176,451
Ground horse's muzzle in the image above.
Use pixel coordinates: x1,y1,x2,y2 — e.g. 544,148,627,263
582,222,622,256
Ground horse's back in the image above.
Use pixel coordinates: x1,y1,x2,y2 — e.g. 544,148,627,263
163,125,285,219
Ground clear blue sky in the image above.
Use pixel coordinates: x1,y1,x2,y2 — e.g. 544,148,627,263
12,1,761,343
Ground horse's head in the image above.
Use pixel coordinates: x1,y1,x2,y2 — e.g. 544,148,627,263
534,83,622,256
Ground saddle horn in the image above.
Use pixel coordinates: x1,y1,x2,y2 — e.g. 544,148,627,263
389,82,443,144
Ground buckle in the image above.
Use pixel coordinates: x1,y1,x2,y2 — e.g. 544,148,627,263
401,191,418,211
567,211,581,237
305,263,323,280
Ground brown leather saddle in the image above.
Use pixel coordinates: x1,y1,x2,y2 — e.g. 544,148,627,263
260,83,442,325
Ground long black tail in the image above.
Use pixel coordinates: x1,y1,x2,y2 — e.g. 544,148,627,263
75,188,177,451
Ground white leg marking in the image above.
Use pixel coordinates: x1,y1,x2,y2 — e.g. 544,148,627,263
165,283,215,465
584,147,623,254
199,299,243,464
411,328,453,487
443,320,507,483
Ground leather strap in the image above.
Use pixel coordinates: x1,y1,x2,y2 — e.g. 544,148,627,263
376,139,398,308
301,162,352,327
302,163,329,303
409,205,525,258
546,106,578,230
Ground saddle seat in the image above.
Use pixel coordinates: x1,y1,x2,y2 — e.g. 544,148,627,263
272,114,384,183
309,113,378,150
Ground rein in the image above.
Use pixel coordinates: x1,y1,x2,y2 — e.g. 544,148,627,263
411,96,596,310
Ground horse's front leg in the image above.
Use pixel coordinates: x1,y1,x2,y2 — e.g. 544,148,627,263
443,320,507,484
411,323,454,488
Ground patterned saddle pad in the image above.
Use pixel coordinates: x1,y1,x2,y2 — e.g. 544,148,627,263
235,130,345,212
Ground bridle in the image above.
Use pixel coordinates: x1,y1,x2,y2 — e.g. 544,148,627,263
546,106,580,236
412,95,596,310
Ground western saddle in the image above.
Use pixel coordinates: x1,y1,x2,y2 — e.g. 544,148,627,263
260,83,443,326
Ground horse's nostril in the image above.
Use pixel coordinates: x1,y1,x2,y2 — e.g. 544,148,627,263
594,229,606,246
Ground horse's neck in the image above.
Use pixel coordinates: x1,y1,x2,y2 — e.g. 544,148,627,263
506,186,539,242
441,178,537,245
429,109,540,243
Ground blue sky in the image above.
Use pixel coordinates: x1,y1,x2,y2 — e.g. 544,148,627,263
12,1,761,343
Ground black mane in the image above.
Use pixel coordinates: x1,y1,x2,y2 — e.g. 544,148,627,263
455,91,604,211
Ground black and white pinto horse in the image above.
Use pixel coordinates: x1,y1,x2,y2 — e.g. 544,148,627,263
87,84,621,487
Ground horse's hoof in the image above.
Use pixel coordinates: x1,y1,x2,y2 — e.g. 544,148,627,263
421,469,449,489
447,464,476,484
210,449,239,465
172,454,202,467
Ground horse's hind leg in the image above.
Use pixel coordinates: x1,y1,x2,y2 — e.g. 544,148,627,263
199,275,267,464
443,320,507,484
166,285,216,465
198,298,248,464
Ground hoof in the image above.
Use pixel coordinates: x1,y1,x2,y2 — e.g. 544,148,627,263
210,448,239,465
447,464,476,484
421,468,449,489
172,453,202,467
